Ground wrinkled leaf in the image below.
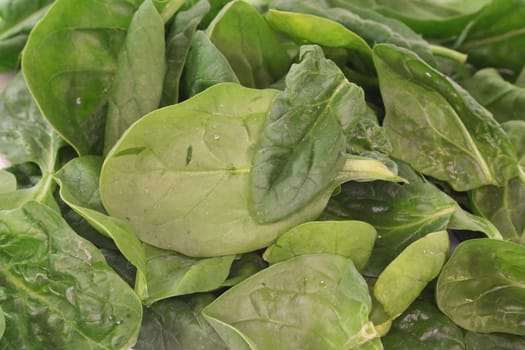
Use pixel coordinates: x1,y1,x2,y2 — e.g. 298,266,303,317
263,220,376,271
436,238,525,335
22,0,143,155
0,201,142,349
207,0,291,88
135,294,227,350
374,43,519,191
0,73,62,210
374,231,449,319
203,254,379,350
104,0,166,153
161,0,210,106
183,30,239,98
382,300,465,350
135,244,235,305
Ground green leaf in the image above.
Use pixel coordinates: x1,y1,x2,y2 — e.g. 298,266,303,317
135,294,227,350
382,300,465,350
0,171,16,193
249,45,395,224
0,201,142,349
183,30,239,98
502,121,525,166
222,253,266,287
464,332,525,349
263,220,377,271
104,0,166,153
0,306,4,341
161,0,210,106
101,83,324,257
266,9,373,70
22,0,144,155
457,0,525,73
463,68,525,124
436,238,525,335
0,0,53,71
374,231,449,319
448,204,503,240
152,0,185,23
135,244,235,305
0,73,62,210
207,0,291,88
373,43,519,191
323,161,456,275
53,156,148,285
203,254,379,349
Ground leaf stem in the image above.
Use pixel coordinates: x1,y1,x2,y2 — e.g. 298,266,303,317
430,44,468,64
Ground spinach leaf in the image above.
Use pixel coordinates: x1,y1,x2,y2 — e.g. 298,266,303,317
0,171,16,193
503,121,525,166
0,0,53,71
323,161,456,275
456,0,525,73
250,45,400,224
104,0,166,153
135,294,227,350
203,254,379,349
263,220,377,271
382,300,465,350
463,68,525,124
151,0,184,23
222,253,266,287
207,0,291,88
135,244,235,305
22,0,144,155
53,156,148,287
373,43,519,191
464,332,525,350
0,73,62,210
374,231,449,319
436,238,525,335
183,30,239,98
161,0,210,106
0,201,142,349
0,307,4,341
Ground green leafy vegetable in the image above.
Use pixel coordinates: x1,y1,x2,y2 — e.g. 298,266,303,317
263,220,377,271
0,201,142,349
203,254,379,349
464,332,525,350
436,238,525,335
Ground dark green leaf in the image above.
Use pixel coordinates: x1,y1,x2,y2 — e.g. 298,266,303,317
436,239,525,335
382,300,465,350
183,30,239,98
161,0,210,106
207,0,291,88
104,0,166,153
222,253,266,287
374,43,519,191
0,201,142,349
464,332,525,350
135,294,227,350
203,254,379,349
263,220,377,271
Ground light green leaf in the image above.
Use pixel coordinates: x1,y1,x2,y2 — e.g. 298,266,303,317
135,244,235,305
0,171,16,193
374,231,449,319
207,0,291,88
263,220,376,271
0,201,142,349
448,205,503,240
0,306,4,341
203,255,379,350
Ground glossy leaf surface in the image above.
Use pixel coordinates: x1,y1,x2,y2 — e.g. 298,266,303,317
263,220,376,271
436,239,525,335
0,202,142,349
203,254,379,350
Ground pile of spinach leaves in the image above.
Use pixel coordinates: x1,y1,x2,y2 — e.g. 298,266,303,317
1,0,525,348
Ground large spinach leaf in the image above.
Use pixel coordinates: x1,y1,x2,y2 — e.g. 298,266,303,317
135,294,227,350
250,45,399,224
263,220,376,272
464,332,525,349
161,0,210,106
0,73,62,210
207,0,291,88
22,0,158,155
436,238,525,335
373,43,519,191
0,0,53,71
103,0,165,153
203,254,379,349
0,202,142,349
382,300,465,350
